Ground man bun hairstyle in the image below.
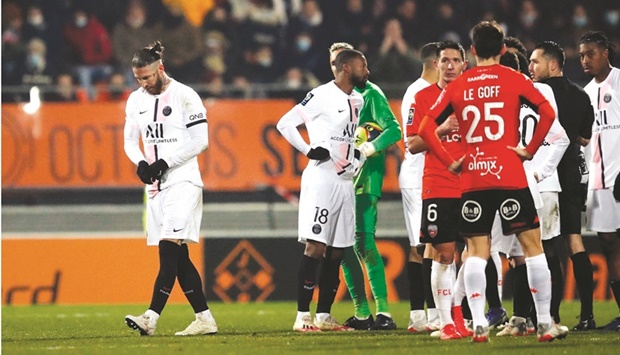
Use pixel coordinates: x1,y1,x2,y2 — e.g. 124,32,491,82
579,30,615,65
132,40,165,68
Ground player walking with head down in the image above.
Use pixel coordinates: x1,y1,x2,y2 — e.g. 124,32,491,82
327,42,402,331
579,30,620,331
123,41,215,336
277,49,368,332
418,21,569,343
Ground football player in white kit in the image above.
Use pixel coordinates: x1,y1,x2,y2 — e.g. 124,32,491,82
277,49,368,332
400,42,441,332
492,51,569,336
579,31,620,331
123,41,216,336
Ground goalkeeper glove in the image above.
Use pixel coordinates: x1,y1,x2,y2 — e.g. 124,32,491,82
358,142,376,157
149,159,169,181
136,161,152,184
306,147,330,160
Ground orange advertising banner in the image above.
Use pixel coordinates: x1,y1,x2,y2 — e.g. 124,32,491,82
1,237,204,305
1,101,405,192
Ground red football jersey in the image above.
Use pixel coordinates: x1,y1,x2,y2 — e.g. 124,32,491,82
410,84,463,199
419,64,554,192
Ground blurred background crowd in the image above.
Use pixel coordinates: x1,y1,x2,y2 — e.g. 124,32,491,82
2,0,619,103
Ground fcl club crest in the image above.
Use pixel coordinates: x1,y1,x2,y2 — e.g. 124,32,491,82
428,224,438,238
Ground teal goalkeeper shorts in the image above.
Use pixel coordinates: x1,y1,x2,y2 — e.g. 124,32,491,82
355,194,378,234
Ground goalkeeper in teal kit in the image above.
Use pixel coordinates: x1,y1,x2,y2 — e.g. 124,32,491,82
329,43,402,330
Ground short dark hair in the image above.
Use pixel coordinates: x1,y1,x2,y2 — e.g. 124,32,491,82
579,30,615,65
504,36,527,56
534,41,565,70
437,40,465,60
515,51,530,76
420,42,440,63
132,40,165,68
500,52,519,71
471,21,504,59
334,49,364,72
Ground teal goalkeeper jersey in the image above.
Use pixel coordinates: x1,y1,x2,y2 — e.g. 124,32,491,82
354,81,402,196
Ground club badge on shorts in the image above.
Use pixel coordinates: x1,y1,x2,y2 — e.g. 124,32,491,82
427,224,438,238
312,224,322,234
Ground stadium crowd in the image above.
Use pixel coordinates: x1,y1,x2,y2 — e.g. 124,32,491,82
2,0,619,102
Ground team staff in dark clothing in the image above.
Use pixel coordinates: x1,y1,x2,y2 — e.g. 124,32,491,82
529,41,596,331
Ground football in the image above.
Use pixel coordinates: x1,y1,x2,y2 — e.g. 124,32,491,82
354,122,383,154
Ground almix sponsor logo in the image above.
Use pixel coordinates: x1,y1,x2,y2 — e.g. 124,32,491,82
467,73,499,82
467,147,503,179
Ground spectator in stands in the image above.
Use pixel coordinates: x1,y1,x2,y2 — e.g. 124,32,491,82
370,18,420,91
332,0,372,52
287,0,325,46
273,66,320,101
158,4,203,82
112,0,162,86
19,38,55,87
283,31,322,77
428,2,469,46
230,0,287,51
22,4,64,68
93,72,132,102
241,44,279,89
63,6,113,100
393,0,425,49
44,72,84,102
2,2,26,87
514,0,545,49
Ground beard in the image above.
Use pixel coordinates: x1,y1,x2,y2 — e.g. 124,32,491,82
146,75,164,95
352,74,368,89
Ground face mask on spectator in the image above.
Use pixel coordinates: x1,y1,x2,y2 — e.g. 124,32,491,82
128,17,145,29
296,37,312,52
27,14,44,27
573,15,588,27
75,15,88,28
287,78,302,89
257,56,272,67
27,54,44,69
605,11,619,26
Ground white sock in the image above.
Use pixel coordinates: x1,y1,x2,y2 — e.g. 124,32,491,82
296,311,311,322
410,309,426,321
427,308,438,322
196,309,214,322
525,253,552,325
315,312,330,323
453,261,466,307
464,256,488,329
491,251,503,301
431,261,454,327
145,309,160,322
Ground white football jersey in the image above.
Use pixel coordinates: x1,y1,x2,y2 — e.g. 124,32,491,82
520,82,569,193
399,78,431,189
584,67,620,190
124,79,208,195
277,81,363,179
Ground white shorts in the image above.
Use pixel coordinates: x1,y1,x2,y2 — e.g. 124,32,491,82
298,167,355,248
401,187,423,247
146,182,202,246
586,188,620,232
539,192,560,240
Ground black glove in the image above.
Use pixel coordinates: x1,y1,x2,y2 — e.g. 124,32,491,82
136,160,152,184
306,147,330,160
149,159,169,181
614,173,620,202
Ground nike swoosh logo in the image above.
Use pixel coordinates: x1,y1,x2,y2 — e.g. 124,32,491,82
173,228,183,232
139,110,148,114
338,109,345,113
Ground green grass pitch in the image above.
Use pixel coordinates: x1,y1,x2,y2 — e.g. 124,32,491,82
2,301,619,354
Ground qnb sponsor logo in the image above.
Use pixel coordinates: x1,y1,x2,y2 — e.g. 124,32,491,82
467,73,499,82
467,147,503,179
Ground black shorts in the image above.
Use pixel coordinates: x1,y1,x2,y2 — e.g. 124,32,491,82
459,188,539,237
558,188,583,235
420,198,461,245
